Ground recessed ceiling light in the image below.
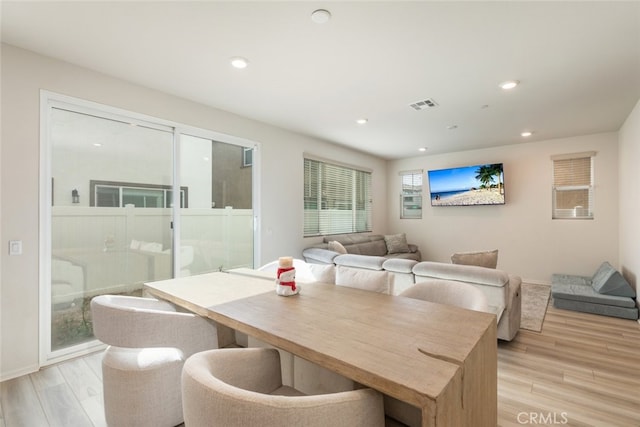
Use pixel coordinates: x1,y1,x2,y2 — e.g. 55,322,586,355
356,118,368,125
311,9,331,24
499,80,520,90
447,125,458,130
418,147,427,152
93,143,102,147
521,131,533,137
230,57,249,69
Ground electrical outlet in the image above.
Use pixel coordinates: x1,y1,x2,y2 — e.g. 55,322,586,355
9,240,22,256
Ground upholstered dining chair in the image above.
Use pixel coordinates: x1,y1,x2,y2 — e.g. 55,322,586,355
90,295,219,427
399,279,490,312
182,347,386,427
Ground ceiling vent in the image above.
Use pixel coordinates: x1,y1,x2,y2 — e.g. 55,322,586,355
409,98,439,111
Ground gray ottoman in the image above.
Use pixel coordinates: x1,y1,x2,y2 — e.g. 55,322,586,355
551,262,638,320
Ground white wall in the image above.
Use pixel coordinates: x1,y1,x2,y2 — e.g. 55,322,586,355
618,99,640,298
0,44,387,380
388,133,620,284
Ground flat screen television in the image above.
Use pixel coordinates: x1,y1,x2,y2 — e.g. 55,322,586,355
427,163,505,206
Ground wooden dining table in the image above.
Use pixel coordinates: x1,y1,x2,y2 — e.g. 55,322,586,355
143,270,497,427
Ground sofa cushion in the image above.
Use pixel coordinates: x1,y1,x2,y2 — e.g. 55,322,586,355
348,240,389,256
334,254,386,271
451,249,498,269
384,251,422,262
384,233,410,254
302,247,340,264
590,262,636,297
553,297,638,320
335,266,393,294
413,261,509,288
552,282,636,308
382,258,418,274
551,274,591,287
308,264,336,284
327,240,347,254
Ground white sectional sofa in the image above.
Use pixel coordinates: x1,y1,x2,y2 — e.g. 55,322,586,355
302,252,522,341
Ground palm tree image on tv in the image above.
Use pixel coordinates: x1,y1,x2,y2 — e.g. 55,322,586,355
428,163,505,206
475,164,504,195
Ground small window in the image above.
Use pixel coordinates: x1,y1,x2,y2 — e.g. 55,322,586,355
400,170,422,219
552,152,595,219
243,147,253,167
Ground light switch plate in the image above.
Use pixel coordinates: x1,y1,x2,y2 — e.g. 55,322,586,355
9,240,22,256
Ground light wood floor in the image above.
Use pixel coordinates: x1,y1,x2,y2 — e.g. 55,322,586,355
1,303,639,427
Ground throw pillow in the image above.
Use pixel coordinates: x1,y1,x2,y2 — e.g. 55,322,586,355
328,240,348,254
384,233,410,254
451,249,498,269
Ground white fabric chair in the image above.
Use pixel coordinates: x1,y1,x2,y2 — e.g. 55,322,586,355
91,295,219,427
182,347,385,427
399,279,490,312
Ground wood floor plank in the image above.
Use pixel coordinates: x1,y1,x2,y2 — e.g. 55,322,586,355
0,375,49,427
30,366,65,391
57,358,103,403
37,383,93,427
82,351,103,382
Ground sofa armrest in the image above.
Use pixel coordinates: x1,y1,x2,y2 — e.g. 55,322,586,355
302,247,340,264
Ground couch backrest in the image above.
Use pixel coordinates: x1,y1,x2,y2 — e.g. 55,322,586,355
323,234,388,257
413,261,511,309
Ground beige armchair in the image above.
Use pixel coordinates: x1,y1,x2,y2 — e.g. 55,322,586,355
182,347,385,427
91,295,219,427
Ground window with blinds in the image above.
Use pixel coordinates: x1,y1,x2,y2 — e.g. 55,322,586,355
303,157,372,236
552,152,594,219
400,170,423,219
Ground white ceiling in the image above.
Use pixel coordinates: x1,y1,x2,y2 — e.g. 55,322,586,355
2,1,640,159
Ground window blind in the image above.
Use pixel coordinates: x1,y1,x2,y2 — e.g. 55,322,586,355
304,157,372,236
400,170,423,219
552,154,594,219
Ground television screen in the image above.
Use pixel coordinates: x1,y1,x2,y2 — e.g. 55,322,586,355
428,163,505,206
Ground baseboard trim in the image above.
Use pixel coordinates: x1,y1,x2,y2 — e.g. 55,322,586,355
0,363,39,383
521,278,551,286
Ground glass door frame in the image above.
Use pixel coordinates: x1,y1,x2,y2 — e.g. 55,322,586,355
39,91,261,365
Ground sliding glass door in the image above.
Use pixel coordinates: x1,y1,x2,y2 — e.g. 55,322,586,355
42,93,257,363
48,106,174,356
